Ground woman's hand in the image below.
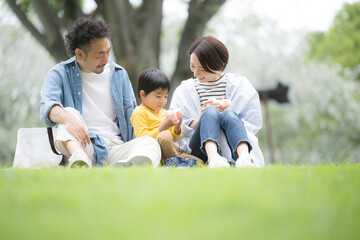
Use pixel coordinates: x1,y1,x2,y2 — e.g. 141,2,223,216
190,98,232,129
204,97,232,112
202,98,220,112
189,99,218,129
218,98,232,112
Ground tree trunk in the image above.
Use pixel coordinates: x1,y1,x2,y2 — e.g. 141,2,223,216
170,0,226,101
5,0,79,62
95,0,163,102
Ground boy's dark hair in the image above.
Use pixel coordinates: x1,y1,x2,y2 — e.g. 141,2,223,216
187,36,229,74
137,69,170,97
65,17,111,57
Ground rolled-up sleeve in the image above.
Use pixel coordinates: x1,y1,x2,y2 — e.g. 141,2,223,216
40,69,64,127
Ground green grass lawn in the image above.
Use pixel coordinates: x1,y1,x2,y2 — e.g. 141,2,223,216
0,164,359,240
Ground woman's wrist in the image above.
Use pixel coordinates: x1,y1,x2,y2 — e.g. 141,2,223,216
190,118,199,129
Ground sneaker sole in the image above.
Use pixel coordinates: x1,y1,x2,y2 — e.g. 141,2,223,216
209,164,230,168
69,160,90,168
114,156,152,167
236,162,255,168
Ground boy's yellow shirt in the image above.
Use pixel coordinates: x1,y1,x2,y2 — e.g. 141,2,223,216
130,104,180,142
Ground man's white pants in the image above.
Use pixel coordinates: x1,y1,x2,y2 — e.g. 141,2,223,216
54,107,161,168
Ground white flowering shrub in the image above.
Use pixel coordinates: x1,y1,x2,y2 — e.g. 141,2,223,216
209,9,360,164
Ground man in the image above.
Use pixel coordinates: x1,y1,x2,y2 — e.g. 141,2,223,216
40,17,161,168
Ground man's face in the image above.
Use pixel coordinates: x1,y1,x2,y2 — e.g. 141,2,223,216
76,37,111,74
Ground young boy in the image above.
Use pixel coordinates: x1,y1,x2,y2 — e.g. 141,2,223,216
130,69,202,167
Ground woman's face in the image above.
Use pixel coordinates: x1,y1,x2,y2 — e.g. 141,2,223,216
190,53,223,83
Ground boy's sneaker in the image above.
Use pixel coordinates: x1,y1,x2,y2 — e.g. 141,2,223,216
208,154,230,168
235,154,255,168
177,158,197,168
163,156,182,168
114,155,152,167
68,150,91,168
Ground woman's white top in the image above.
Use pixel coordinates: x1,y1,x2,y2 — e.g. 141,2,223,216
195,75,227,106
170,73,265,167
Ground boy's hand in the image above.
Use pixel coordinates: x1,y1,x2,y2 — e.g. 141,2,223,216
174,111,182,135
158,112,179,132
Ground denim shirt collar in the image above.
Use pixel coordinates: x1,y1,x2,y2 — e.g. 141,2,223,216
63,56,123,71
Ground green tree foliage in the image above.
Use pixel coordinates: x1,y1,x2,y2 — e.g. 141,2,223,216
308,2,360,77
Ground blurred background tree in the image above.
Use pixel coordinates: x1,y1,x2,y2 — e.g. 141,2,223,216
208,4,360,165
0,14,54,166
0,0,359,166
4,0,226,94
308,2,360,79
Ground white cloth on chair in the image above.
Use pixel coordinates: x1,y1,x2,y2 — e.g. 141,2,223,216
13,128,62,168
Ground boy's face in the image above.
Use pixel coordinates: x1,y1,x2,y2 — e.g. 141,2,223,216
140,88,168,112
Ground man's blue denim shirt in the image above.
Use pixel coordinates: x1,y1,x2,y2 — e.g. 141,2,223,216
40,56,137,166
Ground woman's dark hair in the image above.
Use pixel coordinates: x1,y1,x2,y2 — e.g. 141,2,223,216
65,17,111,57
137,69,170,97
187,36,229,73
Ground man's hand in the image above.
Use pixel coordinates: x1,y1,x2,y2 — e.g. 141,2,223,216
49,106,90,147
63,113,91,147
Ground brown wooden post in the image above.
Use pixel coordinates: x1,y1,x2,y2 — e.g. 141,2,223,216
263,97,276,164
258,81,289,165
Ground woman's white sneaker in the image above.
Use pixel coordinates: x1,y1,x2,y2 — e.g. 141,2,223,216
208,154,230,168
235,154,254,168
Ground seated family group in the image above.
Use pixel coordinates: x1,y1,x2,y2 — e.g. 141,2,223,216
40,17,264,169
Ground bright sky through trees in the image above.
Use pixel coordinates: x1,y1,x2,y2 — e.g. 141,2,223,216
249,0,358,31
163,0,358,32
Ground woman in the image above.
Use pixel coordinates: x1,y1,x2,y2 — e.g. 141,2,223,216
170,36,264,168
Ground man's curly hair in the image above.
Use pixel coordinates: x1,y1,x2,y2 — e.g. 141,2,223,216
65,17,111,57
